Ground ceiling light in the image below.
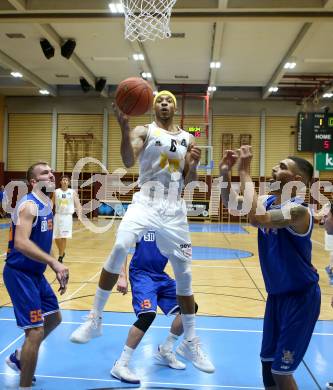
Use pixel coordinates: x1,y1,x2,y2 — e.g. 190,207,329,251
269,86,279,93
323,93,333,98
39,89,50,95
208,86,217,92
284,62,297,69
210,62,221,69
133,53,144,61
141,72,152,79
108,2,124,13
153,91,158,96
10,71,23,78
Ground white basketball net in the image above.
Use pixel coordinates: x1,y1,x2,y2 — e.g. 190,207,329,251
121,0,177,42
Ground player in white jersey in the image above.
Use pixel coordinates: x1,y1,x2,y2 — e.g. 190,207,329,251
53,175,82,263
70,90,215,374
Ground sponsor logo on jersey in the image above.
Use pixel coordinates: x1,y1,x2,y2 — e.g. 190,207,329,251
160,153,181,173
155,140,161,146
180,243,192,258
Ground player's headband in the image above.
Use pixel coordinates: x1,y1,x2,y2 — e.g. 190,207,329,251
153,90,177,109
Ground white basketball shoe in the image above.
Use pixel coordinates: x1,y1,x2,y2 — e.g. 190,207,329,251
155,345,186,369
111,360,140,385
70,311,102,344
176,337,215,373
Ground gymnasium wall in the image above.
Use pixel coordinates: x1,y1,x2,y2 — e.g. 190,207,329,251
0,96,4,162
3,96,333,180
57,114,103,172
7,114,52,171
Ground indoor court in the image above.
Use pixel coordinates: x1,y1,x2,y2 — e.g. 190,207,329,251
0,1,333,389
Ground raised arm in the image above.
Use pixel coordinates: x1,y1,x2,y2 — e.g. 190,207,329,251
112,103,147,168
14,202,69,294
219,150,240,210
238,145,310,233
183,136,201,185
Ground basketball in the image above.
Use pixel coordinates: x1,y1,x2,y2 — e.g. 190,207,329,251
115,77,153,116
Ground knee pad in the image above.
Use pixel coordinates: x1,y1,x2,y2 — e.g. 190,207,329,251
262,361,275,388
134,312,156,333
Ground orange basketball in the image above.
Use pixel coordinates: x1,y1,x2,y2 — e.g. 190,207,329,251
115,77,153,116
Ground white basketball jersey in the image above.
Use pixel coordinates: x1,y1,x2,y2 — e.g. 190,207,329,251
55,188,75,214
138,121,191,194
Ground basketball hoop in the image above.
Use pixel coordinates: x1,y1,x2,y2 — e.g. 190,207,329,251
121,0,177,42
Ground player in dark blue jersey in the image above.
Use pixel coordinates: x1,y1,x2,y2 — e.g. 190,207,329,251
220,146,320,390
110,231,199,385
3,161,69,390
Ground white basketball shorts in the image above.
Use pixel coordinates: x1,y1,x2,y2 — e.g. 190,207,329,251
53,213,73,239
118,191,192,262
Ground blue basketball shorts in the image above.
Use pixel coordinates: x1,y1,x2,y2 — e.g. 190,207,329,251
3,264,59,329
260,283,321,375
129,270,179,317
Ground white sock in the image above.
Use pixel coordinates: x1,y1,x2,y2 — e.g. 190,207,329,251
161,332,178,351
16,348,21,360
118,345,134,365
92,287,111,316
181,314,196,341
19,387,32,390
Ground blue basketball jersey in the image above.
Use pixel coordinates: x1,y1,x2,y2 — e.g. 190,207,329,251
258,195,319,294
130,231,168,274
6,192,53,275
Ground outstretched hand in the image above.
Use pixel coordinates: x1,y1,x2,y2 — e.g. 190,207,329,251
187,143,201,170
112,102,130,134
219,150,238,174
237,145,253,174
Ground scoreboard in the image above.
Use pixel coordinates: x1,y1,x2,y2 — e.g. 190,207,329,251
298,112,333,152
188,126,201,137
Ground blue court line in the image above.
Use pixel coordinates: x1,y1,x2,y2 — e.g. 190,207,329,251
189,223,248,234
0,223,9,229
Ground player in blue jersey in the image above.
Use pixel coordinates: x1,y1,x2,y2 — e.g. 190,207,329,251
110,231,199,385
3,161,69,390
220,146,320,390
